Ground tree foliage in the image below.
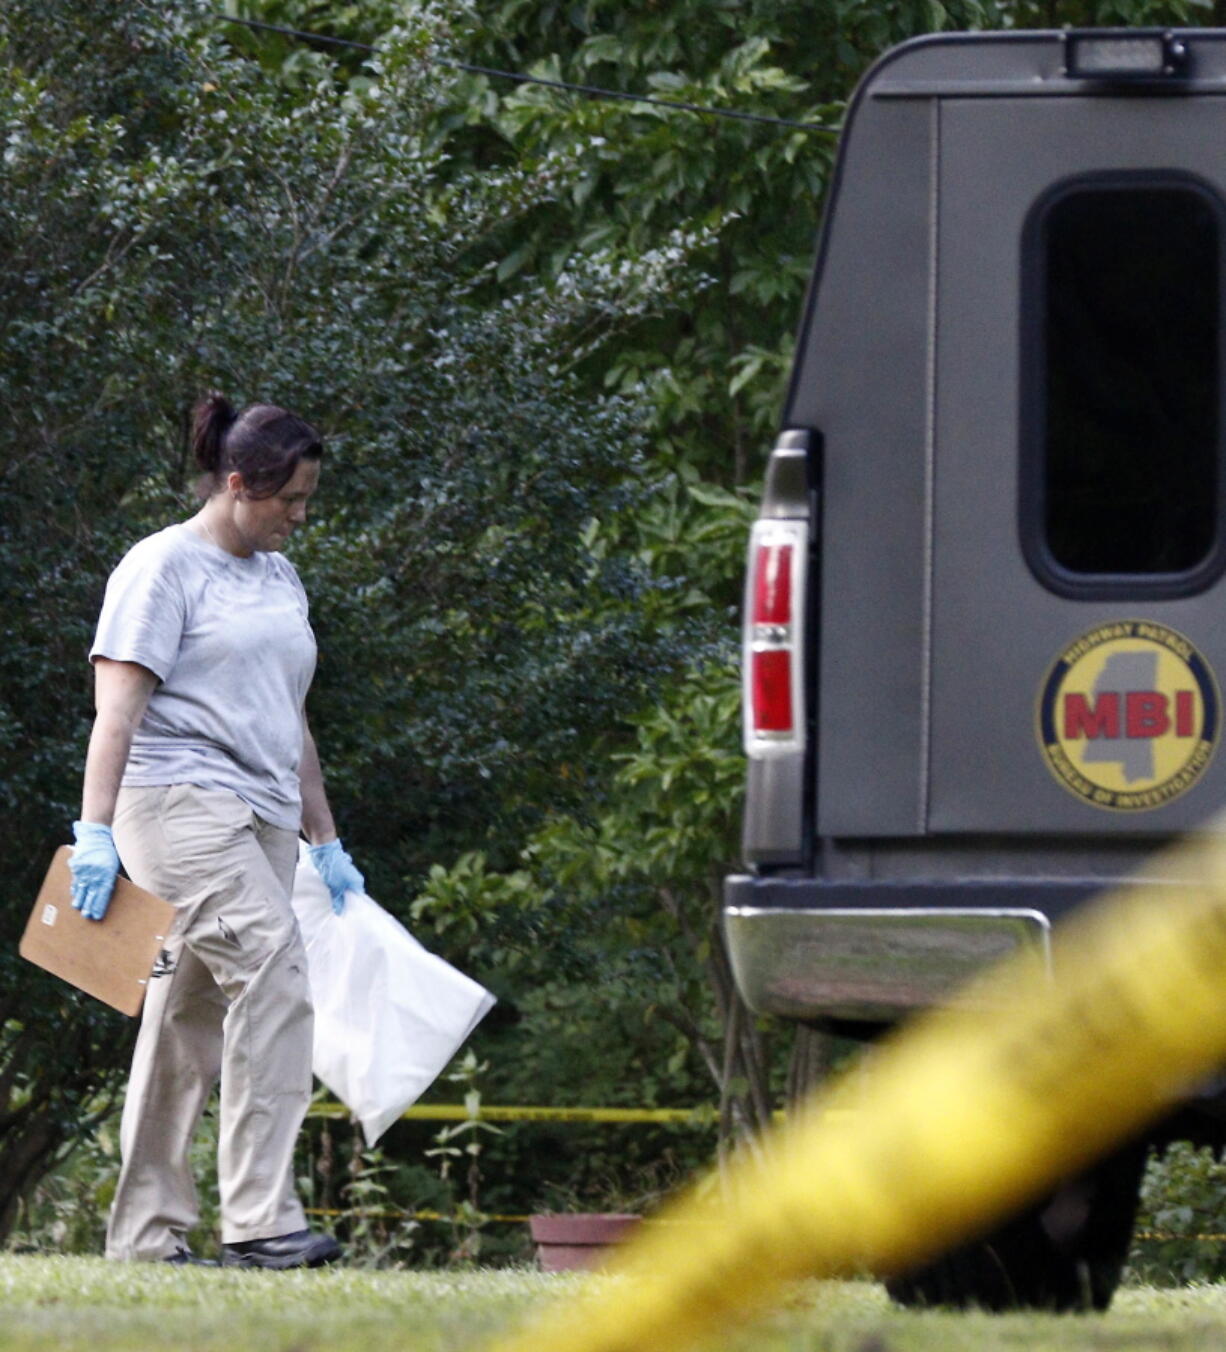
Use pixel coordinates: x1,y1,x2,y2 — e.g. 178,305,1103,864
226,0,1218,499
0,0,701,1237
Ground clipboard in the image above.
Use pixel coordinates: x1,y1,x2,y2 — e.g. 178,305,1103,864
20,846,176,1017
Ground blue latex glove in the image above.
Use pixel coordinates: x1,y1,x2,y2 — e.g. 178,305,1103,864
308,838,364,916
69,821,121,922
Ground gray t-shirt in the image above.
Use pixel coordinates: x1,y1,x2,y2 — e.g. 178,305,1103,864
90,524,318,830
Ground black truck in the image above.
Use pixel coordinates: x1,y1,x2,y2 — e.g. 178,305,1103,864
725,27,1226,1311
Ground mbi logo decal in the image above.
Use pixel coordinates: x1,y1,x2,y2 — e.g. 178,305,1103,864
1037,621,1219,811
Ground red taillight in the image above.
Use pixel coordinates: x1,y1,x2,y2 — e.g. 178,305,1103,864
743,522,807,756
751,649,793,732
753,543,793,625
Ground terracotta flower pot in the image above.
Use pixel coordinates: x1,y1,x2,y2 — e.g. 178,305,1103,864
529,1212,641,1272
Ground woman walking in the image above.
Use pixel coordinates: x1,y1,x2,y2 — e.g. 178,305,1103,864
68,394,363,1268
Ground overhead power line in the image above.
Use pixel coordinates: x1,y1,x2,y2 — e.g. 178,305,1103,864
215,13,832,133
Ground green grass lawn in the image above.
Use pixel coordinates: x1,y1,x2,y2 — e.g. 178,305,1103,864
3,1257,1226,1352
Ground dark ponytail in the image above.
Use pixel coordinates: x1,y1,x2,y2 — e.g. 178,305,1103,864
190,393,323,499
191,393,239,480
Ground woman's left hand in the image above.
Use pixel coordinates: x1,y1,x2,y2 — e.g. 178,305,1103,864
308,838,365,915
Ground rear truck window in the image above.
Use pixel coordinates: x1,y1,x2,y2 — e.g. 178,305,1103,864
1022,173,1226,596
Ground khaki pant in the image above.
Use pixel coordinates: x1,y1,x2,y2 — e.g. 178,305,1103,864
106,784,313,1261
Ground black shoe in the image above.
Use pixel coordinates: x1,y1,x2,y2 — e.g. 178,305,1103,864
220,1230,341,1270
163,1247,218,1267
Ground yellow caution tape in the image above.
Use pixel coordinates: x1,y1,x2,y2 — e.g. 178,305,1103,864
305,1206,535,1224
307,1103,723,1125
307,1101,854,1126
306,1210,1226,1245
486,828,1226,1352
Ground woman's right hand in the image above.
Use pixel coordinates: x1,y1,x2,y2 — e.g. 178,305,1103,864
69,820,121,921
74,658,157,922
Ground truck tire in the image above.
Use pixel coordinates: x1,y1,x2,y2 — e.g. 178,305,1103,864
884,1142,1148,1312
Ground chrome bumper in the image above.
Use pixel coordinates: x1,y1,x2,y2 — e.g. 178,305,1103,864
724,904,1052,1023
